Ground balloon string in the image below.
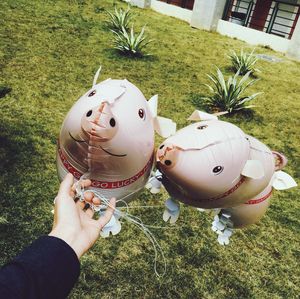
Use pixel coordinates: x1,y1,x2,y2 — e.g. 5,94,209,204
118,205,165,209
75,182,167,278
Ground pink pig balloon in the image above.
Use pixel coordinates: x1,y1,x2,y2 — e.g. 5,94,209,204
156,121,275,209
148,111,296,244
57,72,175,205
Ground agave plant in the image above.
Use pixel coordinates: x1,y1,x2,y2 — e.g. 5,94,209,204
228,49,260,75
106,6,132,32
112,26,153,57
0,216,8,224
201,67,262,113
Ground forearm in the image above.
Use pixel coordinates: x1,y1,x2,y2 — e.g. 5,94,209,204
0,236,80,299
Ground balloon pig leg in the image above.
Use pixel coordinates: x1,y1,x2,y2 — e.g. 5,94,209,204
211,211,234,245
146,170,163,194
100,211,122,238
163,198,180,224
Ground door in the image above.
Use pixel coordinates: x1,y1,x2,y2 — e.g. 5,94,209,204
250,0,272,31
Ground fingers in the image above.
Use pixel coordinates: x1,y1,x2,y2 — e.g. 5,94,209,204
57,173,74,200
83,192,101,206
85,204,94,218
71,179,92,195
83,193,101,218
72,188,115,225
81,179,92,188
76,200,86,210
83,191,94,202
92,197,101,205
97,197,116,228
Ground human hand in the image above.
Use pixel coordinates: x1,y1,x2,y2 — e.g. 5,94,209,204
49,173,116,259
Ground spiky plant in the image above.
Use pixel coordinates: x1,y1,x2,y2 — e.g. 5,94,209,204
0,216,8,224
106,6,132,32
112,26,153,57
228,49,260,75
201,67,262,113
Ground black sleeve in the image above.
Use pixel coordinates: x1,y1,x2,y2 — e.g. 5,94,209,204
0,236,80,299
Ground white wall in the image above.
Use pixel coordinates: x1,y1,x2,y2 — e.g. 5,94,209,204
287,9,300,60
150,0,192,23
217,19,290,52
130,0,151,8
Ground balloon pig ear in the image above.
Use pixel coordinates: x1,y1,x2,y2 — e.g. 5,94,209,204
187,110,218,121
241,160,264,179
93,65,102,87
148,95,158,118
154,116,176,138
272,151,288,171
148,94,176,137
272,171,297,190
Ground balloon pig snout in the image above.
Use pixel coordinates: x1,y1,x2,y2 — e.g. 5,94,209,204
156,143,178,168
81,102,118,141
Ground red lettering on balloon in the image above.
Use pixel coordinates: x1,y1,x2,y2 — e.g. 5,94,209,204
58,143,153,189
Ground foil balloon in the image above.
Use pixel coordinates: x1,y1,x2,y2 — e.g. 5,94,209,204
146,110,297,244
57,67,176,237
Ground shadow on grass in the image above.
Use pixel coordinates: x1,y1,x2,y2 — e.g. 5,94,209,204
225,109,264,125
103,48,159,62
188,92,208,112
187,92,264,125
219,271,255,298
99,22,114,33
185,245,220,267
94,6,106,14
0,86,12,98
0,120,39,171
0,119,50,261
269,203,300,233
223,66,260,79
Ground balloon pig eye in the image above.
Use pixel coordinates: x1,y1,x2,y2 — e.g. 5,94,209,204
88,90,96,97
213,166,224,175
86,110,93,117
138,108,146,120
197,125,207,130
164,160,172,166
110,118,116,127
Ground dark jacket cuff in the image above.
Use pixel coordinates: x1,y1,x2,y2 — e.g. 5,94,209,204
12,235,80,298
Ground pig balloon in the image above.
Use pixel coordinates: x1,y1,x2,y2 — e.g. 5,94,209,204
146,110,297,244
57,67,176,237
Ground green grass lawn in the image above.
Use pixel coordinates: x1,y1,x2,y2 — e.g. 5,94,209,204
1,0,299,298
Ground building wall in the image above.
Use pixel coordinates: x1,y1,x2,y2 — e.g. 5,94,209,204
150,0,192,22
227,0,300,38
137,0,300,60
217,19,290,52
190,0,227,30
287,16,300,59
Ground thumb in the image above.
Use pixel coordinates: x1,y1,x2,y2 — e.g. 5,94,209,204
97,197,116,229
57,173,74,200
